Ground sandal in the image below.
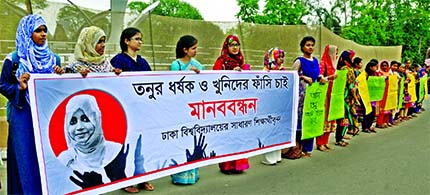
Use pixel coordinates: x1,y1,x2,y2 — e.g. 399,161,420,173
317,145,329,152
324,144,334,150
302,152,312,158
335,141,348,147
123,186,139,193
138,182,154,191
352,127,360,136
362,129,371,133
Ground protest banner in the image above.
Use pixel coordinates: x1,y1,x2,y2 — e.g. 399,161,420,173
357,72,372,115
28,71,299,194
302,83,328,140
408,74,417,102
367,76,386,101
398,78,405,110
328,69,347,121
419,77,428,102
385,75,399,110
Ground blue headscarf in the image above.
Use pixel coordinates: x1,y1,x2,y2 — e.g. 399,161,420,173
15,14,56,79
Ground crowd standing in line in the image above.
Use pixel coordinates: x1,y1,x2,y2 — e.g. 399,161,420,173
1,14,429,194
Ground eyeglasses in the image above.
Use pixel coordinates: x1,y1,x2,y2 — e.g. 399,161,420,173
228,43,240,48
130,37,142,41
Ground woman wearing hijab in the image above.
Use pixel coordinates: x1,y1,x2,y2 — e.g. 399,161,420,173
315,45,338,152
261,47,285,165
68,26,120,76
263,47,285,71
375,60,393,128
334,50,358,147
0,14,63,194
213,35,250,174
213,34,245,71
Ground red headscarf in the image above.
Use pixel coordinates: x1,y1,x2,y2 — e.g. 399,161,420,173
213,35,244,70
319,45,337,76
337,49,355,70
378,59,391,76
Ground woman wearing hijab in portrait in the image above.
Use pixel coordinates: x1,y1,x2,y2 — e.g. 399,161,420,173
213,35,250,174
261,47,285,165
59,94,129,189
68,26,120,76
0,14,63,194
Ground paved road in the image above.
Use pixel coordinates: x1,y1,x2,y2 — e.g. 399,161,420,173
106,102,430,195
1,102,429,195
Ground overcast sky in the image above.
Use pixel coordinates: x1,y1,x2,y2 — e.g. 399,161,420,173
49,0,244,22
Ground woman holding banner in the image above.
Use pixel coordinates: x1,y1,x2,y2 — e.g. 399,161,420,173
261,47,285,164
213,35,250,174
315,45,338,152
334,50,358,147
170,35,205,73
169,35,204,184
67,26,121,76
111,27,152,73
111,27,154,193
375,60,392,128
0,14,63,194
361,60,379,133
292,36,327,157
213,34,246,71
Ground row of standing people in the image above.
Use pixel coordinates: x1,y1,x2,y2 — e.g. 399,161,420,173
279,37,429,162
0,14,249,194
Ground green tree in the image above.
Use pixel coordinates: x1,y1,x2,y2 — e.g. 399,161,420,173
341,0,430,62
128,0,203,20
236,0,307,25
235,0,260,23
303,0,341,34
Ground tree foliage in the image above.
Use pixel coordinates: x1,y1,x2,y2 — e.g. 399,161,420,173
236,0,306,25
341,0,430,62
128,0,203,20
236,0,430,63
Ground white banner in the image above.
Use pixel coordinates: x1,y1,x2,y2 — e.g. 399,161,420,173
28,70,299,194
